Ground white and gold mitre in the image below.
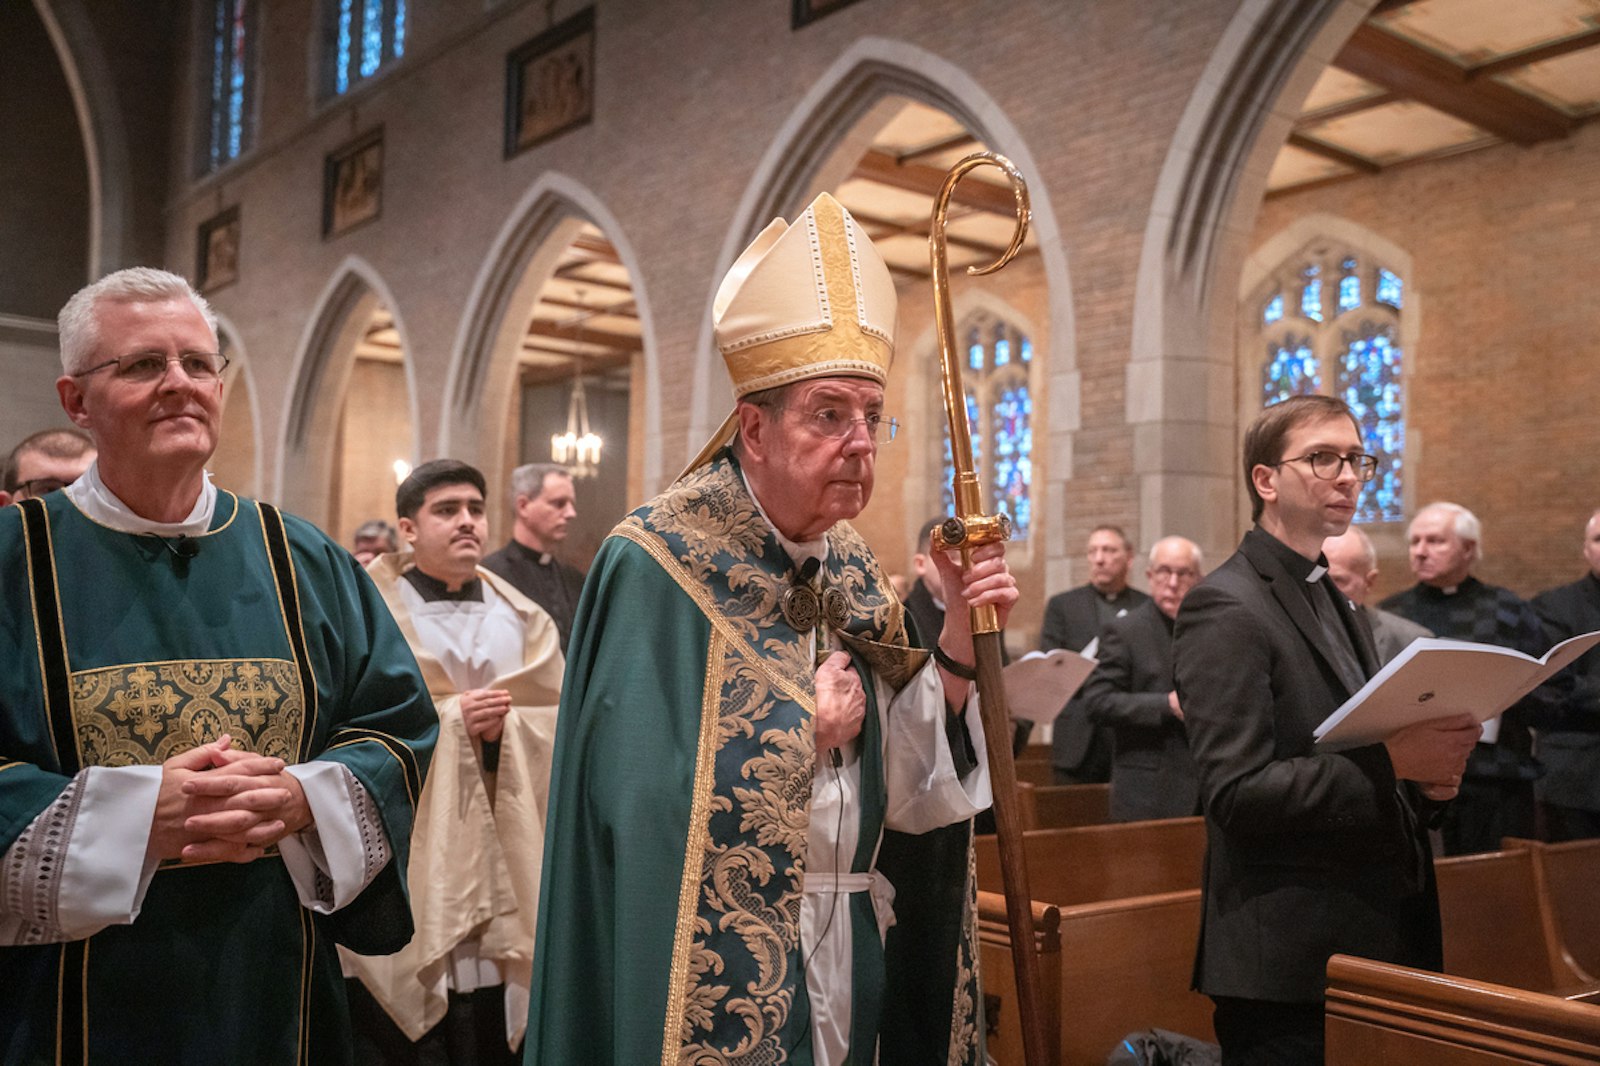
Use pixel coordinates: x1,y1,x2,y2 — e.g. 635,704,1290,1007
685,191,898,473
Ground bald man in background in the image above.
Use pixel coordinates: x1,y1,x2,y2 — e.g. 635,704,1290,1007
0,428,96,506
1322,526,1431,665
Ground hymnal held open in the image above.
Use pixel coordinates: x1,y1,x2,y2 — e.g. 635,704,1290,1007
1313,630,1600,751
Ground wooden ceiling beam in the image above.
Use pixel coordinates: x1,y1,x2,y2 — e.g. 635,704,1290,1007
551,264,634,293
567,234,620,263
1333,23,1573,145
1286,132,1382,174
851,149,1021,216
1295,90,1399,128
527,319,642,350
1368,0,1415,16
1466,27,1600,80
848,207,1009,257
536,294,638,318
896,132,979,165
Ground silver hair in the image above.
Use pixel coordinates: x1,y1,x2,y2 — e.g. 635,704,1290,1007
1336,525,1377,572
57,267,218,374
510,462,571,505
1147,535,1203,570
352,519,397,550
1414,501,1483,562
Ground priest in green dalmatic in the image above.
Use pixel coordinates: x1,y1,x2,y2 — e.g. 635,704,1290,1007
525,193,1017,1066
0,268,437,1063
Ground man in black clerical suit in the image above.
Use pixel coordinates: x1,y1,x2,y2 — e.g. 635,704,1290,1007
1380,502,1568,855
1532,507,1600,842
1174,395,1478,1065
1081,535,1203,822
482,462,586,652
1041,525,1149,783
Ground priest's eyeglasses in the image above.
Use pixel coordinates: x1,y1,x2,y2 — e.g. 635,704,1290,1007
794,407,900,443
74,351,230,384
1275,451,1379,482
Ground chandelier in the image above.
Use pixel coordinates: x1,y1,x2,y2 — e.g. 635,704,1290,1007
550,290,602,477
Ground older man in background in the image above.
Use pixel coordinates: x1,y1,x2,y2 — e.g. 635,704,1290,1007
1042,525,1150,784
482,463,585,653
0,267,436,1061
1381,502,1564,854
1080,536,1204,822
1323,526,1432,664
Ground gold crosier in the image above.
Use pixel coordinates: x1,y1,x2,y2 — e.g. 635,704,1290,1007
928,152,1052,1066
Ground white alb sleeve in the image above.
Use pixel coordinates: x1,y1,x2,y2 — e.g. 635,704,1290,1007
278,761,392,913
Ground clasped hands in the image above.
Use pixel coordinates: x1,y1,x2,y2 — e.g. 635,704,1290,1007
146,734,312,865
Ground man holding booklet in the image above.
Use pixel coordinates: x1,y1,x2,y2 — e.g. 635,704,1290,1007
1174,395,1479,1065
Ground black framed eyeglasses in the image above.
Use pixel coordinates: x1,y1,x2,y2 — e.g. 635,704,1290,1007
73,351,230,384
1274,451,1379,482
9,477,71,500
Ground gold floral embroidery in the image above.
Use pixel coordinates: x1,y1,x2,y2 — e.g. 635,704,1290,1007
70,658,304,766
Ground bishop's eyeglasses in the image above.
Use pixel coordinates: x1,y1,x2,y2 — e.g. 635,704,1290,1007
73,351,230,384
791,407,900,443
1274,451,1379,482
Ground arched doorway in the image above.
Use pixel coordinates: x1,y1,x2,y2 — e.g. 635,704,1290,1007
278,260,417,541
209,317,262,497
442,177,651,566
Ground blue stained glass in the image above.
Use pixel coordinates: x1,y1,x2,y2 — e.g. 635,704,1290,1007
968,329,983,371
1262,337,1319,406
360,0,384,77
336,0,353,93
1020,337,1033,363
209,2,226,168
1263,294,1284,325
394,0,406,57
1338,274,1360,313
1377,269,1403,308
991,383,1032,539
995,337,1010,366
227,1,247,159
941,391,982,516
1301,266,1323,322
1338,322,1404,523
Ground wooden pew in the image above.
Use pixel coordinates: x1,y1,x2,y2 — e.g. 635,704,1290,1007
1326,954,1600,1065
975,817,1206,905
1510,837,1600,982
1019,782,1111,830
980,889,1212,1066
1016,761,1057,788
977,891,1062,1066
1434,846,1598,993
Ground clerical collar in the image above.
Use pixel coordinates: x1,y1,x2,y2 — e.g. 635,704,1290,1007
1248,526,1327,585
66,460,217,536
1417,577,1478,599
505,538,555,567
403,566,483,602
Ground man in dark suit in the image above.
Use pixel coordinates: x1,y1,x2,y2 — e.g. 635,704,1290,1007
1174,395,1479,1064
1532,507,1600,842
1041,525,1149,783
1081,536,1203,822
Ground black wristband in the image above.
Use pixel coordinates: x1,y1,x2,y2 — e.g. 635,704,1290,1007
933,644,977,680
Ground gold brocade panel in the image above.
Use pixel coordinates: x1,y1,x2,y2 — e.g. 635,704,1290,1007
70,658,306,766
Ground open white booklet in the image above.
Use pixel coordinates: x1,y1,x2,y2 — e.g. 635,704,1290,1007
1313,629,1600,751
1002,648,1099,724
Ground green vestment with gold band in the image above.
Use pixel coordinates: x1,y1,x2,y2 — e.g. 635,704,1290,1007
0,491,437,1065
525,453,983,1066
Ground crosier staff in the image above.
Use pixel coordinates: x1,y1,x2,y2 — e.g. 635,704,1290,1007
928,152,1051,1066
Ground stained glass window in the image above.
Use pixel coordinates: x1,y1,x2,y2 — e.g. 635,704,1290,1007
1256,248,1406,524
1262,337,1319,406
1338,322,1404,522
1377,269,1403,308
1300,265,1323,322
940,316,1034,540
327,0,406,97
201,0,255,174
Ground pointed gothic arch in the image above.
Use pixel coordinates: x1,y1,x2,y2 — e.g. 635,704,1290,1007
694,35,1075,575
276,257,418,527
441,172,659,510
210,311,264,497
1127,0,1379,558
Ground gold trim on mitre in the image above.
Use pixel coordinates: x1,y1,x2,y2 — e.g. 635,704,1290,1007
683,192,897,476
